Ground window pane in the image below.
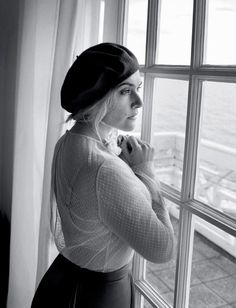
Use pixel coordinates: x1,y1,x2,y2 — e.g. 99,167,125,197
195,82,236,218
152,78,188,190
190,216,236,307
156,0,193,65
126,0,148,64
145,201,179,306
204,0,236,65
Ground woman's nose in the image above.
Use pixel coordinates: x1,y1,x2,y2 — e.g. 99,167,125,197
131,92,143,108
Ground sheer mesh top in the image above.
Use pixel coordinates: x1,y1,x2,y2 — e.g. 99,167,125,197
50,130,174,272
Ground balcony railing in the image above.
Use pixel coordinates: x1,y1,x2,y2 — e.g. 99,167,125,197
152,132,236,257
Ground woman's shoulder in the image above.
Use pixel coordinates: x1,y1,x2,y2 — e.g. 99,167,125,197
54,130,134,176
62,130,123,169
97,155,135,183
59,130,99,156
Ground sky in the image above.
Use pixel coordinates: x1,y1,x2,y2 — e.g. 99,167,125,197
126,0,236,65
125,0,236,151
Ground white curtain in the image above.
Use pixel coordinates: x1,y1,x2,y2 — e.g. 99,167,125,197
7,0,104,307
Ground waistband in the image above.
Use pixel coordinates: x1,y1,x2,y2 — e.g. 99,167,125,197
58,254,131,282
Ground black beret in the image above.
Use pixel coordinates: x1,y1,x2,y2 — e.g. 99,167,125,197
61,42,139,114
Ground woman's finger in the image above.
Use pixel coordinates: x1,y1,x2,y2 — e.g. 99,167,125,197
127,136,140,150
119,138,131,155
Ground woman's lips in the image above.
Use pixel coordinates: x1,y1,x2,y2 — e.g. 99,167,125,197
128,113,138,120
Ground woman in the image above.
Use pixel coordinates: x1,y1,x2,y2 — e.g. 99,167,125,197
31,43,174,308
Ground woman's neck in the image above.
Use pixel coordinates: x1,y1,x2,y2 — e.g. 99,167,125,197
71,120,115,142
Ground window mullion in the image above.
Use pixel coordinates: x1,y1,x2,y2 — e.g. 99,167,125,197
132,254,146,308
190,0,206,69
174,76,202,308
174,208,195,308
133,2,160,307
181,76,202,201
184,200,236,236
141,0,160,142
141,74,154,143
141,65,190,78
116,0,128,44
173,1,207,307
135,280,172,308
103,0,127,44
181,0,206,203
145,0,160,66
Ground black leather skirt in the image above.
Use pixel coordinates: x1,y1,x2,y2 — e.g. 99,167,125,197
31,254,134,308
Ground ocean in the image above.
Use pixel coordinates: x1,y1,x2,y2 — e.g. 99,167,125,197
136,79,236,150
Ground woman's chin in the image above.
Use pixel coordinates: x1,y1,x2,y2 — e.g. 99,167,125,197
120,124,136,132
110,120,137,132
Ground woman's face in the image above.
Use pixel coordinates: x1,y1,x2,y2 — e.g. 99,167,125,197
102,71,143,131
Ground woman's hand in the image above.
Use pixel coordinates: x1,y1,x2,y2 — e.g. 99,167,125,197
118,135,155,167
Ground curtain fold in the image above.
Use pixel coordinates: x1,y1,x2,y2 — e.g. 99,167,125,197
7,1,42,307
35,0,81,288
7,1,81,307
7,0,111,307
36,0,106,287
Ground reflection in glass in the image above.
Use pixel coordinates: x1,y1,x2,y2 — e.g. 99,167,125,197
190,216,236,307
145,200,179,306
151,78,188,190
195,81,236,219
204,0,236,65
156,0,193,65
126,0,148,64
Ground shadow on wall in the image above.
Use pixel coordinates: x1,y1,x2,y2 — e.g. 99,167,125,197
0,211,10,307
0,1,21,305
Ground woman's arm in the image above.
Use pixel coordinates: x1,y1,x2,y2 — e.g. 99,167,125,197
96,157,175,263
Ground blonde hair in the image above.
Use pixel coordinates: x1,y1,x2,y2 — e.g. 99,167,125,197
66,89,116,139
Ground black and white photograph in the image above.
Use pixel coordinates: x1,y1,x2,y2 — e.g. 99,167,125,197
1,1,236,307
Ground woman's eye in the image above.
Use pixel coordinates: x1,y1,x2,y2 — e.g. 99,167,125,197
120,88,131,95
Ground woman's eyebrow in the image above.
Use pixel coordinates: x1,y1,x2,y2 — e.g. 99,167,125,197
118,82,134,87
118,81,142,88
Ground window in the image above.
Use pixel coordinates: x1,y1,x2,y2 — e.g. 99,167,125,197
120,0,236,307
126,0,148,64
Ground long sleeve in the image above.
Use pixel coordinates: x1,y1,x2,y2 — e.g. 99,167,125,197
96,160,175,263
131,162,172,227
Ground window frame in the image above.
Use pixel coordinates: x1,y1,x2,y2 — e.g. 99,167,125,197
118,0,236,307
